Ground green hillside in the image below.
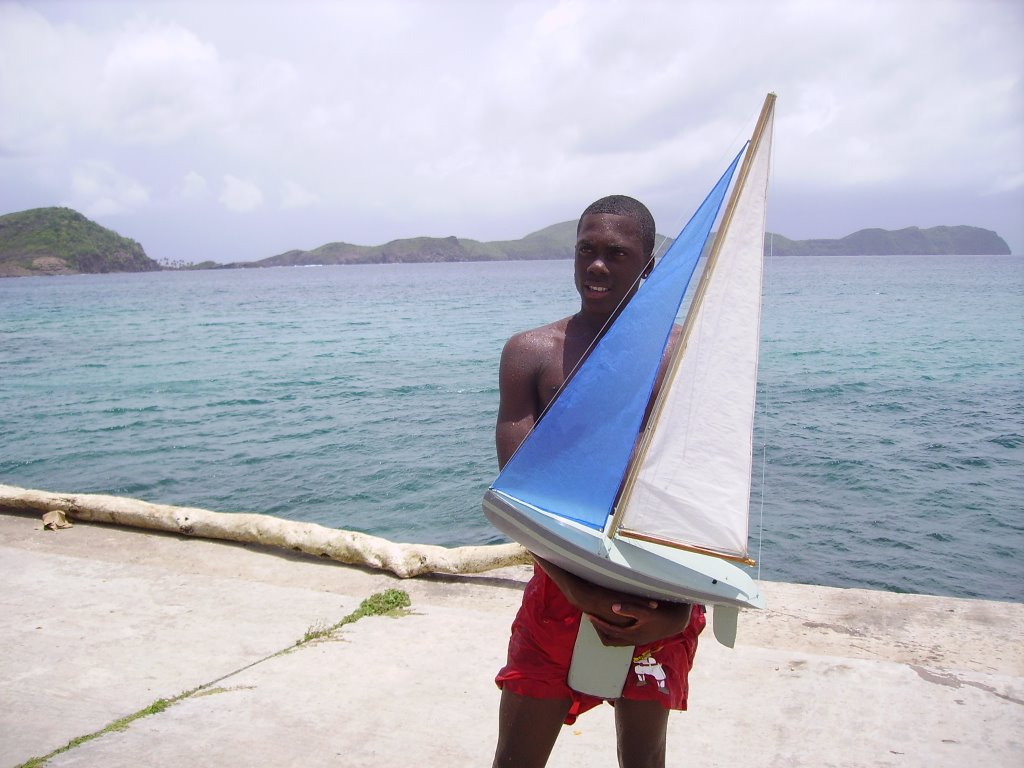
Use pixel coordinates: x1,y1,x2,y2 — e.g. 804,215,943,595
0,207,159,277
232,220,581,269
229,222,1010,269
769,226,1010,256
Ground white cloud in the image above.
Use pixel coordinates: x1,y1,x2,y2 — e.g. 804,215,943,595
220,175,263,212
97,18,228,145
987,171,1024,195
0,4,99,155
281,180,318,210
179,170,209,200
67,160,150,217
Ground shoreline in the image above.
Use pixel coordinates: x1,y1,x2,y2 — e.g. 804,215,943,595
1,508,1021,766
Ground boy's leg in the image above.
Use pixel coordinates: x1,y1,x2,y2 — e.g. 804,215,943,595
492,690,572,768
614,698,669,768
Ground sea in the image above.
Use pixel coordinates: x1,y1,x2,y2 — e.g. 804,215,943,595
1,255,1021,603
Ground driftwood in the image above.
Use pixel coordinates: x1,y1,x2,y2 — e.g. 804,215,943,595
0,484,531,578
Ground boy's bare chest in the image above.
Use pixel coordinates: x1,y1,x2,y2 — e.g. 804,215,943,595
536,338,591,410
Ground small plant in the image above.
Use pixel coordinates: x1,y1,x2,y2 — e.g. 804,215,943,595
298,619,332,645
293,588,412,648
353,588,412,618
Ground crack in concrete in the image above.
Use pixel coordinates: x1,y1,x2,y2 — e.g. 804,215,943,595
802,620,867,637
908,664,1024,706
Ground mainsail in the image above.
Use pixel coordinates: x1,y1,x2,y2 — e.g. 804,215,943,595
614,94,775,561
484,93,775,611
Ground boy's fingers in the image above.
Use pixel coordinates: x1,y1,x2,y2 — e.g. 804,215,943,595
611,600,659,616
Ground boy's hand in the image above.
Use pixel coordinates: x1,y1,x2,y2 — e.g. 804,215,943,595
533,556,693,645
587,600,693,647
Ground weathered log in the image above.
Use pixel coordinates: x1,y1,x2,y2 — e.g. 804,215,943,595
0,484,530,578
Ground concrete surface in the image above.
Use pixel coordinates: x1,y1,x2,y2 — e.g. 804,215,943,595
1,509,1021,767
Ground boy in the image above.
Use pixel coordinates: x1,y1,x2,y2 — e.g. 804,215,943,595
491,195,705,768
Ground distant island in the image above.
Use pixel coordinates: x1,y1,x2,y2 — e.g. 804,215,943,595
223,221,582,269
0,207,160,277
231,222,1010,269
0,206,1012,278
766,227,1011,257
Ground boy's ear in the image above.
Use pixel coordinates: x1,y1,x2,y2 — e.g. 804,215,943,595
641,257,654,280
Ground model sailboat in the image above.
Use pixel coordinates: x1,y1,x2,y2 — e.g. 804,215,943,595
484,94,775,647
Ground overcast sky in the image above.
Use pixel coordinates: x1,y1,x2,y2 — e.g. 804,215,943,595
1,0,1021,262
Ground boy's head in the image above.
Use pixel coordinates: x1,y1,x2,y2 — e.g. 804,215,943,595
577,195,656,258
574,195,657,314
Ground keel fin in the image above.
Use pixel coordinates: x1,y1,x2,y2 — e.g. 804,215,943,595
713,604,740,648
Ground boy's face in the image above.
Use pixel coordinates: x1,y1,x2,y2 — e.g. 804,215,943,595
574,213,651,315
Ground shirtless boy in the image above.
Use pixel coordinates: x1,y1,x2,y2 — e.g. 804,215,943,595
491,195,706,768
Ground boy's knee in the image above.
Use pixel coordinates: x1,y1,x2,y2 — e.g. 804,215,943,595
614,699,669,768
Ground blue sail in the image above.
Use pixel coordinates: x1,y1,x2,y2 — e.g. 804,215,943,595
491,147,745,530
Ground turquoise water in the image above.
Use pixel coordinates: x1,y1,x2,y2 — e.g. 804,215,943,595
2,256,1022,601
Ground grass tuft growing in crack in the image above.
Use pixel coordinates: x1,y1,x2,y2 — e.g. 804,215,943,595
295,588,412,647
349,587,412,620
299,618,332,645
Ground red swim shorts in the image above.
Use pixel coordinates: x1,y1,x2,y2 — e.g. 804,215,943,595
495,566,706,725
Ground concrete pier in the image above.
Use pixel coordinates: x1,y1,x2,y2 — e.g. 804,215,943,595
1,509,1020,767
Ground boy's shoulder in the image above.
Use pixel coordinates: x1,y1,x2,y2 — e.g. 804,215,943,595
503,316,572,360
505,316,572,348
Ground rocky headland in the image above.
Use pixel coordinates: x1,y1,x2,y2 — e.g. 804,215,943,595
0,207,159,278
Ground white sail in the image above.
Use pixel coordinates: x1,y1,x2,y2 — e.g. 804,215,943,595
616,97,775,560
485,94,775,614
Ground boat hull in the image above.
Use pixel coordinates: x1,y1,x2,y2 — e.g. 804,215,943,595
483,489,764,609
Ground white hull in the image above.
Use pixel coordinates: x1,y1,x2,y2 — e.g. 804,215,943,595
483,489,764,609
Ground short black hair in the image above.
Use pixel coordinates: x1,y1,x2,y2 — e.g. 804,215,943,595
577,195,656,257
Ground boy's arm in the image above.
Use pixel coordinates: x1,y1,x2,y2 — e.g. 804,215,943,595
495,332,543,469
535,557,693,647
495,327,693,647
